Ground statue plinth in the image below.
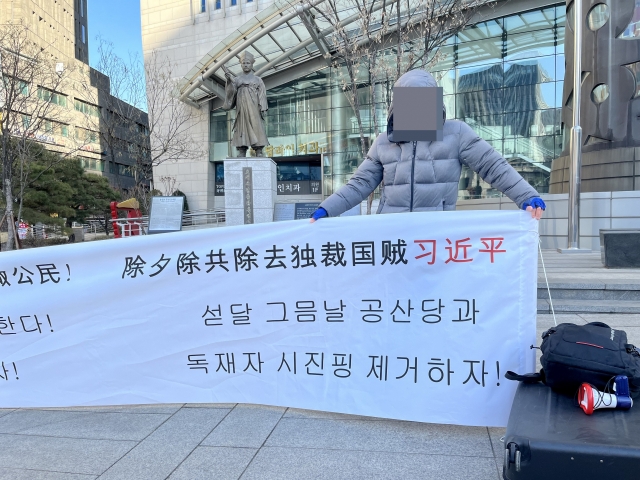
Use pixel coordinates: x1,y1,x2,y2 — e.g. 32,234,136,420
223,158,277,226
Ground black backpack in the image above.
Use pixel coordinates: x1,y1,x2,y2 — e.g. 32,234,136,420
506,322,640,398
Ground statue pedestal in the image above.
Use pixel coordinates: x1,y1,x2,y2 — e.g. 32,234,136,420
223,158,277,226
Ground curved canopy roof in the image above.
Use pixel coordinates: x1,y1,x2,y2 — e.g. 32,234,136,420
179,0,382,106
179,0,557,107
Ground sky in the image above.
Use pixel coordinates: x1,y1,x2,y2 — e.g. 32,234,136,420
87,1,145,108
87,0,144,73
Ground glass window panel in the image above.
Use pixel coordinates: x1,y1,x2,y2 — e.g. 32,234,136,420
298,133,329,154
433,69,456,95
555,133,564,158
210,142,230,161
504,6,556,34
458,18,504,42
332,173,353,192
503,109,558,140
556,4,566,28
265,113,296,137
443,35,457,46
277,162,310,181
457,63,503,93
505,29,555,61
556,81,566,108
210,112,228,142
456,89,503,119
505,56,555,84
254,5,562,197
329,105,361,131
556,54,565,83
556,27,565,55
465,115,504,140
503,82,556,113
296,109,330,134
267,135,297,156
443,95,455,119
536,82,557,109
310,165,321,180
487,139,504,157
457,38,503,66
251,35,284,58
429,45,456,71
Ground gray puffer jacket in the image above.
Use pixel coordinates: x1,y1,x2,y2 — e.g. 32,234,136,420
319,70,539,217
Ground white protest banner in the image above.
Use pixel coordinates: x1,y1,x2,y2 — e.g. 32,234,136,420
0,211,538,427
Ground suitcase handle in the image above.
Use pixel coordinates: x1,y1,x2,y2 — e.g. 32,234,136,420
587,321,610,328
505,370,544,383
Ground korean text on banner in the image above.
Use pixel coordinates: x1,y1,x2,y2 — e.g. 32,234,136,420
0,211,539,427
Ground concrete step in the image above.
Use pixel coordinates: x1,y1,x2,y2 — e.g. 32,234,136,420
537,298,640,314
537,282,640,301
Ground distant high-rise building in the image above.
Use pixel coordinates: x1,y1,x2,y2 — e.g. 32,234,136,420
75,0,89,64
0,0,149,192
0,0,88,63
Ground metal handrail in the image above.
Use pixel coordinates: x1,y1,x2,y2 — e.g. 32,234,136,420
112,209,227,236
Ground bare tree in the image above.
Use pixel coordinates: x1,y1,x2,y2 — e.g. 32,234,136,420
86,39,202,212
0,22,81,250
81,38,147,191
144,50,203,169
159,175,179,196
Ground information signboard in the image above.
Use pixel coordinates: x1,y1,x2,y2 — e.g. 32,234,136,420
273,203,321,221
294,203,320,220
273,203,295,222
148,196,184,234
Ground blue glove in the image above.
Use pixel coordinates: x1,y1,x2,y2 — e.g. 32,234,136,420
311,207,328,221
522,197,546,211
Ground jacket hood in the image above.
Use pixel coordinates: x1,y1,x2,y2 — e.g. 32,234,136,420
387,69,446,143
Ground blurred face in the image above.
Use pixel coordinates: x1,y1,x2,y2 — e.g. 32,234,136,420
241,59,253,73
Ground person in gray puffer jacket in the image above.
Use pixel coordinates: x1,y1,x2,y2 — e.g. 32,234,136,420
311,69,545,222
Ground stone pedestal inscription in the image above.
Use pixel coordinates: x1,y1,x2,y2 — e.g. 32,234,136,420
242,167,254,224
223,158,277,226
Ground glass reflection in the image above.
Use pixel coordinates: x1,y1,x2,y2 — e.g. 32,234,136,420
208,5,565,198
620,0,640,38
458,18,504,42
505,6,556,34
624,61,640,97
587,4,609,31
591,84,610,103
505,30,556,61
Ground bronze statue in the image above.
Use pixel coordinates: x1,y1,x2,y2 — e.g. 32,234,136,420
221,51,269,157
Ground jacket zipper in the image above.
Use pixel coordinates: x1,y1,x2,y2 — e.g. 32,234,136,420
410,141,417,212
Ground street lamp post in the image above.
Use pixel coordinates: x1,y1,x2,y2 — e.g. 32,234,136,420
559,0,590,254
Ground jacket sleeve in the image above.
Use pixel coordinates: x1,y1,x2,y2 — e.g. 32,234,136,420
458,122,539,208
319,139,383,217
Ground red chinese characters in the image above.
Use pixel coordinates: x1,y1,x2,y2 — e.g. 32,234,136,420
445,238,473,263
479,237,506,263
414,240,437,265
413,237,506,265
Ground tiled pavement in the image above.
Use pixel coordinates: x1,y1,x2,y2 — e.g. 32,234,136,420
1,312,638,480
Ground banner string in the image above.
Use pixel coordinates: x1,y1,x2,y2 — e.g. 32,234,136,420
538,240,557,326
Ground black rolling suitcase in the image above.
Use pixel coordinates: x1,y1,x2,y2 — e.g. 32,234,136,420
503,382,640,479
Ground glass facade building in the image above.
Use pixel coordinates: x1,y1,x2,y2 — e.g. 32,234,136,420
210,3,565,200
